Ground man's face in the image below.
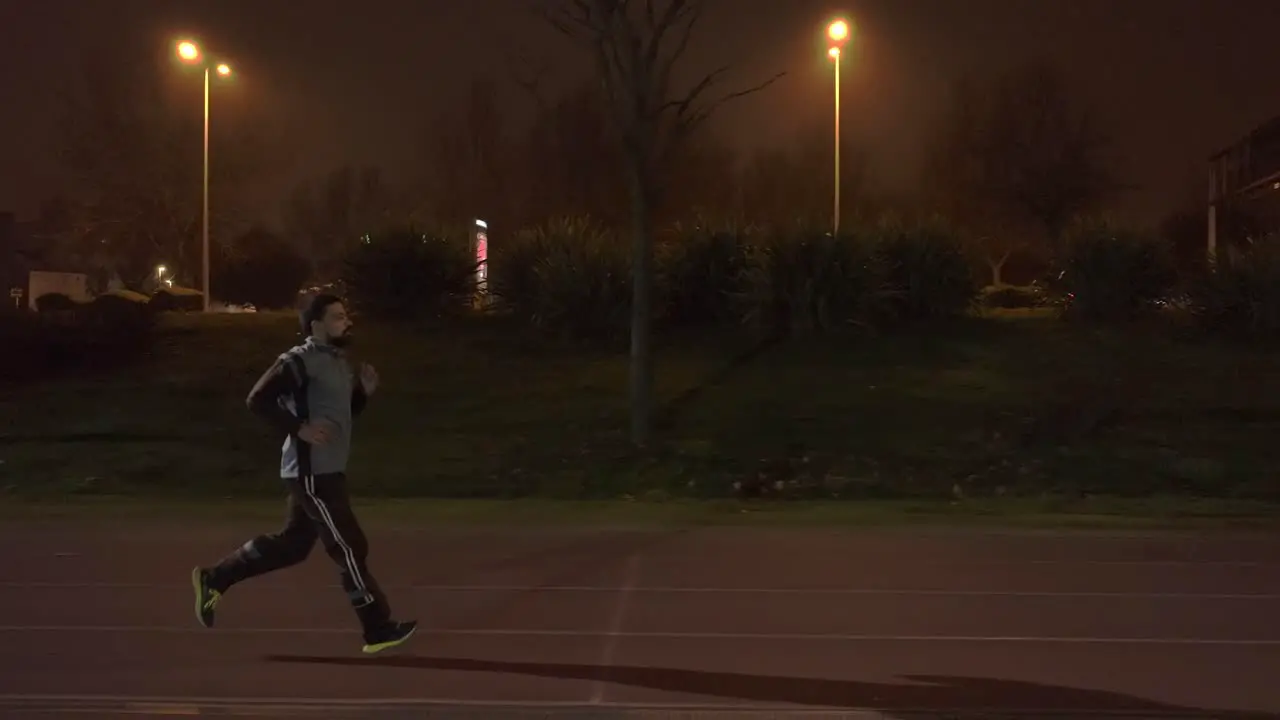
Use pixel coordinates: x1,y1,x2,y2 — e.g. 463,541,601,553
313,301,354,347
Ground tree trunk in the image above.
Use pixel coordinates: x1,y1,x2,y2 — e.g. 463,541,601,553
626,155,655,449
988,251,1011,287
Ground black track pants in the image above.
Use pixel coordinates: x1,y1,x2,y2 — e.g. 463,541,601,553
206,473,391,634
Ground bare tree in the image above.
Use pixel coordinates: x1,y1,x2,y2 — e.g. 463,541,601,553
738,129,871,228
925,63,1116,285
50,42,277,287
503,46,555,114
283,165,405,279
659,124,738,224
922,76,1028,287
418,77,513,227
518,81,627,225
540,0,784,447
501,48,627,225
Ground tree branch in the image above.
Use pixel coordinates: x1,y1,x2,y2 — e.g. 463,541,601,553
647,0,695,68
543,0,632,118
538,0,594,40
643,0,660,34
649,0,701,109
538,0,785,169
665,68,786,133
502,46,553,114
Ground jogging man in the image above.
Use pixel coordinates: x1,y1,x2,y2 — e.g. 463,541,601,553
191,293,416,654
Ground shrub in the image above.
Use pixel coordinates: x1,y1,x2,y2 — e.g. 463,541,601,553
342,227,477,321
35,293,78,312
214,228,312,309
88,292,156,336
0,294,155,385
869,219,977,325
737,226,885,337
104,289,151,304
1193,238,1280,341
149,291,175,312
474,217,1014,341
0,311,47,383
490,216,632,342
1057,219,1176,322
657,222,752,328
150,287,203,313
981,284,1048,309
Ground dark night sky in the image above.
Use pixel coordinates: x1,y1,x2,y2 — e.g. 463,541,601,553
3,0,1280,226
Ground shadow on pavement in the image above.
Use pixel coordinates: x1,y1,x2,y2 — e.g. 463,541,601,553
264,654,1278,718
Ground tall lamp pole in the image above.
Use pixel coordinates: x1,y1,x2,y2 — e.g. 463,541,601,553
826,19,850,236
176,40,232,312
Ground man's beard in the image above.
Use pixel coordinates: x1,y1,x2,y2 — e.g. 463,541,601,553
330,332,352,348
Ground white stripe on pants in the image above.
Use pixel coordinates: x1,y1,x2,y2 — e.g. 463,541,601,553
303,474,372,606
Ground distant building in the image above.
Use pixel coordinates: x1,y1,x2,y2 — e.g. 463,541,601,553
1208,115,1280,263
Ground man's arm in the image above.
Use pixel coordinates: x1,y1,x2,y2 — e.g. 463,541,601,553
246,356,304,436
351,362,376,417
351,384,368,417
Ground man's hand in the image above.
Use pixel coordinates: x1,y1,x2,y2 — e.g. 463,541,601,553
297,421,335,446
359,362,379,396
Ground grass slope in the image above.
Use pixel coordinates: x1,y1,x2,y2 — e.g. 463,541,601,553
1,312,1278,513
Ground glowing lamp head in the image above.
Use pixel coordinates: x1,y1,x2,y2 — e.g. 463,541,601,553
828,47,841,60
177,41,200,62
216,63,232,77
827,20,849,43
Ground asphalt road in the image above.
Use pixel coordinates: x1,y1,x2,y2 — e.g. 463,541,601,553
1,520,1278,718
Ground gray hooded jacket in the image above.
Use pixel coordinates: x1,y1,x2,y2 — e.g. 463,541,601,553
246,337,368,478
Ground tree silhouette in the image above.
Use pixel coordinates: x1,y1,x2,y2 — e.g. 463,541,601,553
421,78,512,228
540,0,784,447
282,165,406,280
925,62,1116,285
50,39,277,288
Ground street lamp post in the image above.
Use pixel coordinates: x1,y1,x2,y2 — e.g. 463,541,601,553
176,40,232,312
826,19,850,236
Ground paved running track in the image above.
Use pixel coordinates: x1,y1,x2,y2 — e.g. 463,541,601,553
0,516,1278,718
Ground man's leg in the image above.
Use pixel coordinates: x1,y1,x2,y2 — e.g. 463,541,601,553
191,491,318,628
298,472,416,653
